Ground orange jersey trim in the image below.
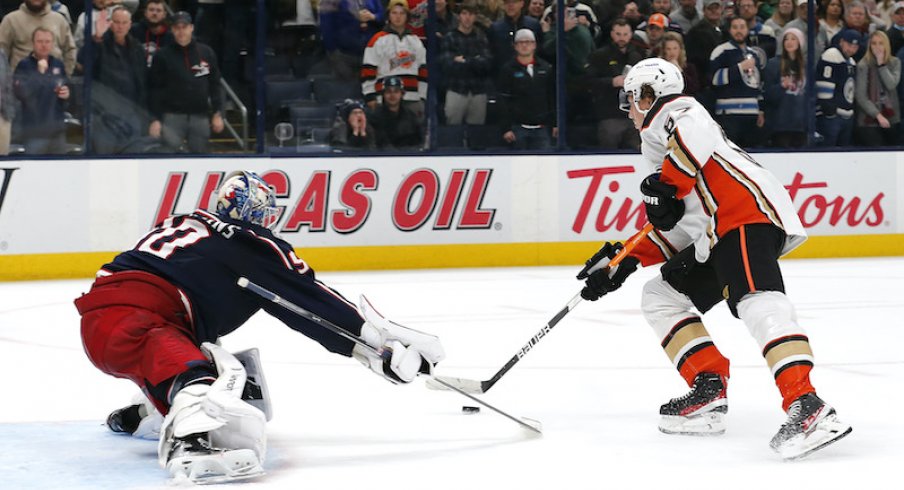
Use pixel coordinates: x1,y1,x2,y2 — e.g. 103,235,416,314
366,31,390,48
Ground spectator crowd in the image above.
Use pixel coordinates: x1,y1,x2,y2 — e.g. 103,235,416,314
1,0,903,155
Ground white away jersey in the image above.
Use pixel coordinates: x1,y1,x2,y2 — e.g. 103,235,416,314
631,94,806,265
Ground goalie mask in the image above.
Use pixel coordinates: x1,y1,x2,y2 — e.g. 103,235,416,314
622,57,684,115
215,171,278,229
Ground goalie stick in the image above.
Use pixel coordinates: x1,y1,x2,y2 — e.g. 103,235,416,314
236,277,542,434
427,223,654,394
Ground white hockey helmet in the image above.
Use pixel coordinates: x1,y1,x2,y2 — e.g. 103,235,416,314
622,57,684,115
214,171,279,229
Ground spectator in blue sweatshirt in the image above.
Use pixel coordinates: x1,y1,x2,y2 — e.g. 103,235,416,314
320,0,385,81
764,28,808,147
13,26,69,155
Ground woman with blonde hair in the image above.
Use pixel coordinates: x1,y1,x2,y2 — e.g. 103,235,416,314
764,28,808,147
660,31,700,95
854,30,901,145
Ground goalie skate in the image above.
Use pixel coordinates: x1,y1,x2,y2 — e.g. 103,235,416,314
769,393,852,460
658,373,727,436
165,432,264,485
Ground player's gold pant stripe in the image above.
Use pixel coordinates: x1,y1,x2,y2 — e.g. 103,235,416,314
663,321,710,362
765,339,813,371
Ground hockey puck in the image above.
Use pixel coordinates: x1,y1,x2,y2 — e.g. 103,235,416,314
461,405,480,414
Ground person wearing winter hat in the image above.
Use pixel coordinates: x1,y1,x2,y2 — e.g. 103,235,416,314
763,27,809,148
329,99,376,150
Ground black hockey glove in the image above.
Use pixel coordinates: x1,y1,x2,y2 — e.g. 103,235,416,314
577,241,624,280
580,255,640,301
641,173,685,232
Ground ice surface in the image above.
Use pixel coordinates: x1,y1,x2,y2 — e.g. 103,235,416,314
1,257,901,489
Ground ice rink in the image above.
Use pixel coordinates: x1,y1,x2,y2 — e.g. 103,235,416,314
1,257,901,489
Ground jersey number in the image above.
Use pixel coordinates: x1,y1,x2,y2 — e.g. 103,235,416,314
137,217,210,259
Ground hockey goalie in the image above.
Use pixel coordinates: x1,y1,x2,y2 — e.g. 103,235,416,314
75,171,444,483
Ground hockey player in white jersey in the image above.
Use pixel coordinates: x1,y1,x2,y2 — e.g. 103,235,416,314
577,58,851,459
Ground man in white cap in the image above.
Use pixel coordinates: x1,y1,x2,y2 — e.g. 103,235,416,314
885,1,904,55
496,28,555,149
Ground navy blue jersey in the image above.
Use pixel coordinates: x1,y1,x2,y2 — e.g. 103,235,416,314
815,47,856,119
101,210,363,356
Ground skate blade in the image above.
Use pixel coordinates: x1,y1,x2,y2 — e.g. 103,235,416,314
659,411,726,436
167,448,265,484
776,415,853,461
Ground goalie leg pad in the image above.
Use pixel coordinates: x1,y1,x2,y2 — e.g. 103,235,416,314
233,348,273,421
158,343,267,483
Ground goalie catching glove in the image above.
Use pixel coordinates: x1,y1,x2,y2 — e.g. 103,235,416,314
578,242,639,301
641,173,684,231
353,295,445,384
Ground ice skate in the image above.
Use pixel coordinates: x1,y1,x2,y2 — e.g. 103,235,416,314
106,393,163,438
658,373,728,436
164,432,264,484
106,403,143,434
769,393,852,460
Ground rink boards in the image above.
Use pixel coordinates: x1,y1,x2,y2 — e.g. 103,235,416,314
0,152,902,280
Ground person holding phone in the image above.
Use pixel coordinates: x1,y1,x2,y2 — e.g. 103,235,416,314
13,26,70,155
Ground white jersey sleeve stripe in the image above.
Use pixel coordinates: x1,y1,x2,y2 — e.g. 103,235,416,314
667,134,699,177
692,170,719,216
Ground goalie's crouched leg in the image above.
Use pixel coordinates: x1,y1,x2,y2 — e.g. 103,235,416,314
158,343,267,484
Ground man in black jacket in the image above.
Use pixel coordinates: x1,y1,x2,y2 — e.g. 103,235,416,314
585,17,644,149
129,0,174,68
371,75,423,150
87,6,148,154
148,11,223,153
497,28,555,150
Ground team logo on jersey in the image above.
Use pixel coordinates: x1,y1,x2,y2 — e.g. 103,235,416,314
192,60,211,77
390,51,416,70
741,62,761,89
843,77,855,104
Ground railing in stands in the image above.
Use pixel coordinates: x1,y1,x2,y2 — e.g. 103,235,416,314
220,79,249,151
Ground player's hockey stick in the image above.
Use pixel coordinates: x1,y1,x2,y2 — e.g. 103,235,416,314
427,223,655,394
236,277,542,434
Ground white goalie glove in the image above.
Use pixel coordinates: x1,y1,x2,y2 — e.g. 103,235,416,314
353,295,445,384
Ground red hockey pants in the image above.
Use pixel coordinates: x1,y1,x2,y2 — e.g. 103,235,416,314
75,270,208,412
